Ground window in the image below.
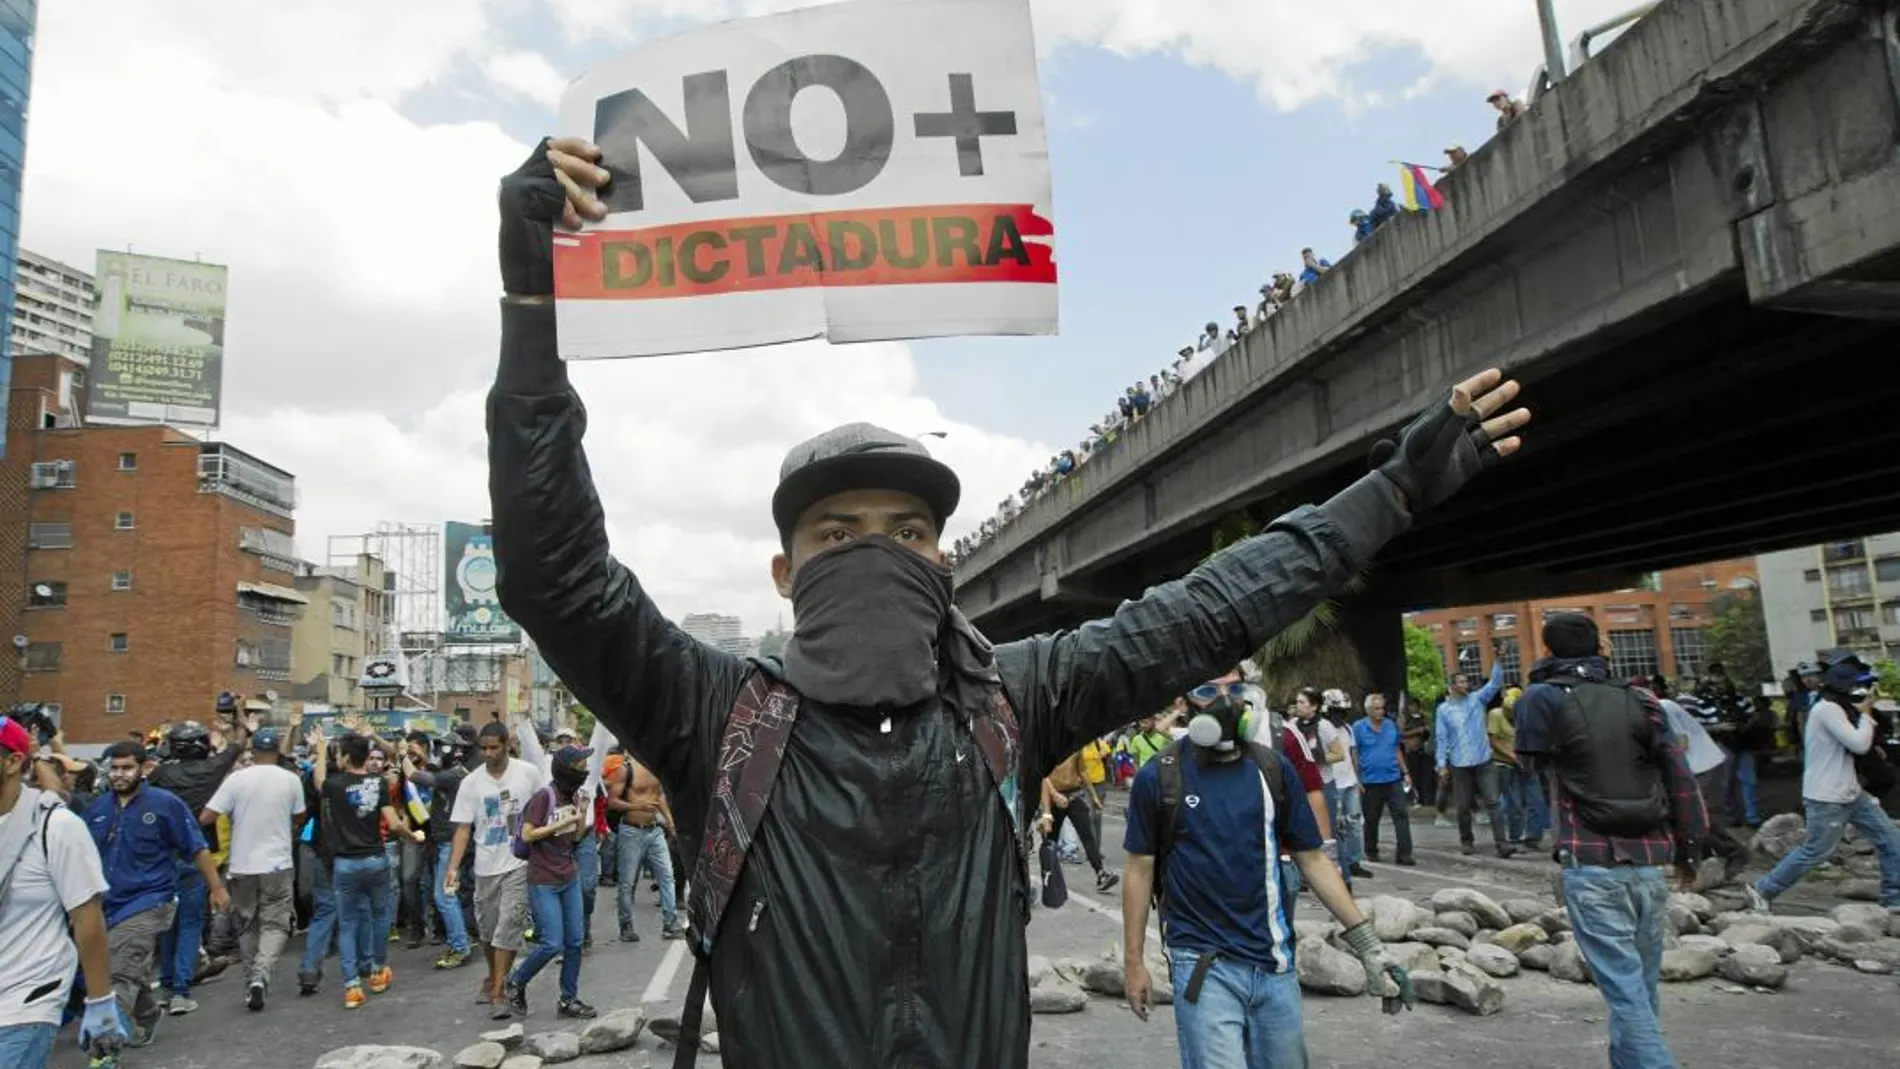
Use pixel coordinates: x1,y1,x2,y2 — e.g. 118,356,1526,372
1670,628,1707,681
106,694,127,715
1882,602,1900,627
26,582,67,608
1492,613,1518,631
114,511,135,530
332,598,358,629
1453,617,1480,638
331,653,356,678
117,452,138,471
1607,629,1660,682
27,522,72,549
1494,636,1522,685
111,571,132,591
108,633,129,653
1877,558,1900,584
1810,608,1828,622
23,642,61,671
1802,569,1821,582
1827,565,1872,599
1835,607,1875,631
28,459,76,489
1454,641,1482,676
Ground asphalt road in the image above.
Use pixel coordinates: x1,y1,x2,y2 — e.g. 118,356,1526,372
53,795,1900,1068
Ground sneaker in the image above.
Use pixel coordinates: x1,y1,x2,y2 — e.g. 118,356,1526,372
366,966,393,995
1519,836,1543,852
1396,857,1418,867
557,997,599,1020
128,1018,159,1048
343,984,367,1010
1350,863,1374,879
582,936,593,954
166,996,198,1016
1363,851,1382,863
504,977,529,1018
404,932,424,950
434,948,471,970
246,981,266,1012
1742,884,1772,915
297,970,320,997
662,923,686,941
1496,845,1518,859
619,927,641,943
1460,842,1478,856
1095,870,1120,892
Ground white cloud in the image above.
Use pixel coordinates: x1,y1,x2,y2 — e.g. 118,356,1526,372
24,0,1050,636
483,49,573,106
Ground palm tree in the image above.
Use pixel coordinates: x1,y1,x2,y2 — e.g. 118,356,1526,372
1208,510,1371,705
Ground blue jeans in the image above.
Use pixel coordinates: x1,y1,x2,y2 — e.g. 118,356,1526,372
575,832,600,942
1496,765,1527,841
1168,948,1307,1069
614,825,677,931
1726,750,1760,825
333,854,392,986
512,879,584,1002
0,1023,56,1069
1757,795,1900,906
1323,784,1363,869
433,843,472,954
1561,863,1677,1069
300,854,336,975
1521,773,1550,843
159,863,207,997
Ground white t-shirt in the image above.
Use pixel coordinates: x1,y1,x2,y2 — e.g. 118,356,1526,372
1802,699,1875,805
450,758,547,878
1318,720,1359,789
206,763,306,876
0,798,109,1027
1659,699,1727,777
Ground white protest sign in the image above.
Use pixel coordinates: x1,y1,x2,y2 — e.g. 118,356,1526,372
553,0,1056,359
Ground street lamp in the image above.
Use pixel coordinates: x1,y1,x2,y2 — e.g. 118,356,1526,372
915,430,948,439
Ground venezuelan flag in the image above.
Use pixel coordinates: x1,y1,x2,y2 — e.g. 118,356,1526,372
1398,163,1445,211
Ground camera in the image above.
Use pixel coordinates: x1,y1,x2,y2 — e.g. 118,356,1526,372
6,702,58,746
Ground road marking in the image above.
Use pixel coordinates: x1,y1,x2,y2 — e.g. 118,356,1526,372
1064,888,1160,941
641,939,690,1004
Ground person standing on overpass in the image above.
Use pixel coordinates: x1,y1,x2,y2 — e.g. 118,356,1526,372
487,136,1530,1069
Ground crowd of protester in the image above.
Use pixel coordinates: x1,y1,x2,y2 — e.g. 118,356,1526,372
949,91,1530,565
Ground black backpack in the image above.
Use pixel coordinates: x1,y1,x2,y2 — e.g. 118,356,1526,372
1546,678,1669,837
1149,739,1288,939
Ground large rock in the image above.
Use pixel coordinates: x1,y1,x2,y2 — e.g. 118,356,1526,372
1666,901,1703,936
1814,937,1900,971
1411,963,1507,1016
1891,912,1900,940
479,1026,524,1051
1678,934,1731,956
1670,892,1716,923
1296,937,1368,996
1409,927,1471,950
1428,888,1512,930
1464,943,1520,978
1381,942,1440,974
1709,913,1840,955
1840,879,1883,902
1518,944,1557,972
1026,955,1052,987
1077,961,1125,997
1549,942,1594,984
1660,947,1719,982
1750,814,1807,863
1366,896,1430,941
1030,982,1088,1013
1503,899,1547,925
1294,919,1342,944
522,1034,579,1065
1721,923,1804,964
498,1058,541,1069
1492,923,1550,955
1433,911,1478,938
578,1010,645,1055
1831,903,1890,942
1716,944,1789,989
453,1044,506,1069
1533,908,1572,936
316,1049,446,1069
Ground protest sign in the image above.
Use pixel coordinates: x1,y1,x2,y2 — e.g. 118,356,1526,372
554,0,1056,358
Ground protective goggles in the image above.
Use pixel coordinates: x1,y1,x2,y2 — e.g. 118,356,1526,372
1187,682,1251,704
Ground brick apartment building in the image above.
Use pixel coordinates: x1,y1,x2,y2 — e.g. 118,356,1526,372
1408,557,1762,692
2,350,303,745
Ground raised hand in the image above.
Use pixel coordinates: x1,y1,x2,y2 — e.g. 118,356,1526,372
1370,367,1531,513
498,136,610,296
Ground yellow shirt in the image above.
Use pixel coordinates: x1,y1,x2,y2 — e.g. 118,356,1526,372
1080,740,1109,784
1486,707,1516,762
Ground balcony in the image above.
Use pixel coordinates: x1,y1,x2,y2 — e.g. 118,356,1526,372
198,444,298,520
1824,540,1867,564
237,581,307,627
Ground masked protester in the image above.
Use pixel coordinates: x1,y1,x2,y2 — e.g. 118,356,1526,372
486,136,1529,1069
502,745,598,1021
1122,691,1413,1067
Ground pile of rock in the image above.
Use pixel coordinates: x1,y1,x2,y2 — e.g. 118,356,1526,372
315,1005,725,1069
1752,814,1890,902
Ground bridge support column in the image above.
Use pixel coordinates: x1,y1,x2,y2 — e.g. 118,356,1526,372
1338,603,1406,704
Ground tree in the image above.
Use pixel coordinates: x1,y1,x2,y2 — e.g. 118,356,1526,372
1404,621,1448,705
569,704,596,738
1874,660,1900,701
1207,508,1370,704
1705,591,1772,689
757,629,790,659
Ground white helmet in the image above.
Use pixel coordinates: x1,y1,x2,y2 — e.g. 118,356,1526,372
1321,688,1352,714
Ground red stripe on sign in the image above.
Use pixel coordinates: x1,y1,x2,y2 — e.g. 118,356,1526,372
553,204,1056,300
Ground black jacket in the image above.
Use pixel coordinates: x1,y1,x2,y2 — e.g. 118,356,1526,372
485,301,1405,1069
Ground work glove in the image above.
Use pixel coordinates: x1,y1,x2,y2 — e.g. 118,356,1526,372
1367,390,1506,513
1339,920,1416,1015
78,993,127,1057
497,137,568,296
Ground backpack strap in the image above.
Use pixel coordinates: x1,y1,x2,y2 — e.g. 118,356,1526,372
1149,740,1290,944
0,787,62,909
686,669,801,957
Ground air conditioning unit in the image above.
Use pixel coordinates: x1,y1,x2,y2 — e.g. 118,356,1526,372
28,465,58,489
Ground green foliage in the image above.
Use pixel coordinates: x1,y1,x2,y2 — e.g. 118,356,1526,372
1705,592,1772,687
757,629,790,658
1404,621,1448,704
569,704,596,738
1205,507,1373,703
1874,660,1900,701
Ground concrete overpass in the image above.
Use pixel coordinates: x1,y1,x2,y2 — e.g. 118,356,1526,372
954,0,1900,687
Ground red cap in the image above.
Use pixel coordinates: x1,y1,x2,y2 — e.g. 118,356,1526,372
0,717,33,755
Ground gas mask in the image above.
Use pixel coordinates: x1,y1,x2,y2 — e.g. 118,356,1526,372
1187,694,1249,753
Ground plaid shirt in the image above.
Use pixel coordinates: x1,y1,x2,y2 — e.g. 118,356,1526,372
1515,658,1709,868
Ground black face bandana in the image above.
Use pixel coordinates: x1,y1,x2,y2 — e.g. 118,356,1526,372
552,766,588,796
782,535,954,710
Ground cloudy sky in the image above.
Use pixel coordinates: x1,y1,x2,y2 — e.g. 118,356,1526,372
21,0,1636,635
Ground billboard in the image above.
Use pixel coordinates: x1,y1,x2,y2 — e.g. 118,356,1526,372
444,521,519,643
87,251,227,427
552,0,1055,359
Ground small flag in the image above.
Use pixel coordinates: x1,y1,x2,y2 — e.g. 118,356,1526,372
1398,163,1445,211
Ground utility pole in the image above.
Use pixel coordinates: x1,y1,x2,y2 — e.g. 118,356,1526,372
1536,0,1568,84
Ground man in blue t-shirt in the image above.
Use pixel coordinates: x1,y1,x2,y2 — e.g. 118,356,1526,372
1351,693,1416,866
1122,691,1413,1067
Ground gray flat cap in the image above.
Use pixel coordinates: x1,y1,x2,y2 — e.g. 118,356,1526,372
772,422,961,539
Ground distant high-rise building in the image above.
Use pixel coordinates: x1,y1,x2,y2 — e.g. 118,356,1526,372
10,249,97,367
682,612,749,657
1757,533,1900,671
0,0,42,457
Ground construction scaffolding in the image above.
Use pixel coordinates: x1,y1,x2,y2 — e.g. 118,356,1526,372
328,522,445,698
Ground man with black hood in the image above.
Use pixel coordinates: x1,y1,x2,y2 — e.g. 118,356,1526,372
486,136,1530,1069
147,706,250,1016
